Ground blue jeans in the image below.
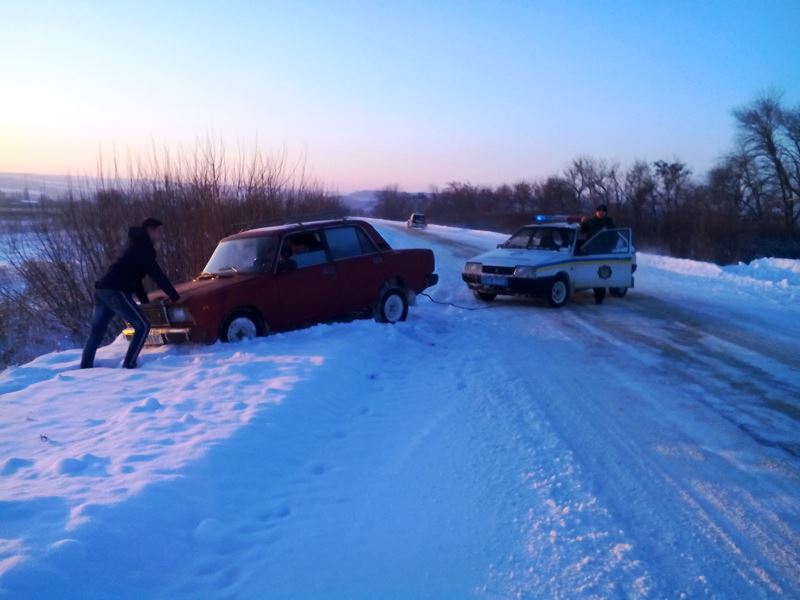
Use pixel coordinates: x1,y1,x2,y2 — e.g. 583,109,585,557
81,288,150,368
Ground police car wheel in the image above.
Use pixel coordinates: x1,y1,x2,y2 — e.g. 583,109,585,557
377,288,408,323
474,291,497,302
547,278,570,308
609,287,628,298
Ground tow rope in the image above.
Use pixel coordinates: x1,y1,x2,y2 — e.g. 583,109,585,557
419,292,501,311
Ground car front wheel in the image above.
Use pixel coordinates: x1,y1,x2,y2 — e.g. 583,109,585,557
376,288,409,323
474,291,496,302
547,278,570,308
221,312,262,342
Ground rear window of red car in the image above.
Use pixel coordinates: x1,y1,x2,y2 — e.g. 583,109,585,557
325,226,378,260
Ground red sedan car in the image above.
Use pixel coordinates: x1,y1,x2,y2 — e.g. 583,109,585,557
124,219,438,344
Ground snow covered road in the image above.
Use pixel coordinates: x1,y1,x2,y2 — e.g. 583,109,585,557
1,220,799,598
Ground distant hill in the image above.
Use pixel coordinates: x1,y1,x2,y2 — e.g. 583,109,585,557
0,172,96,199
340,190,379,214
0,175,384,213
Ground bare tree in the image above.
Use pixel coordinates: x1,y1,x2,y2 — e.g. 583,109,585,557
564,156,620,211
733,93,800,229
653,159,691,213
622,161,656,223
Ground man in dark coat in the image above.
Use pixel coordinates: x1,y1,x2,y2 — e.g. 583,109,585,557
80,218,180,369
580,204,616,240
580,205,616,305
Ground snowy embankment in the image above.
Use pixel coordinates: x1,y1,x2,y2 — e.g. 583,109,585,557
1,220,799,599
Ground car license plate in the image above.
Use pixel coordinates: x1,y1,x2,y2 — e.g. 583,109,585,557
145,333,165,346
481,275,508,287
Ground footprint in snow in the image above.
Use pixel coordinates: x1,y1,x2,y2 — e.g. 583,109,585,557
57,454,110,477
1,457,34,476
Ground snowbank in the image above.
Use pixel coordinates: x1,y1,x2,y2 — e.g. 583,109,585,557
640,254,800,295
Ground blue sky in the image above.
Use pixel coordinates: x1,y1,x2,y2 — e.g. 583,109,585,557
1,0,798,191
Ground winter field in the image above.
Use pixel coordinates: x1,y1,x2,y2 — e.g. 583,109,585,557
1,219,799,598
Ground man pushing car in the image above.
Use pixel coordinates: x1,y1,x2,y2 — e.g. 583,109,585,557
80,217,180,369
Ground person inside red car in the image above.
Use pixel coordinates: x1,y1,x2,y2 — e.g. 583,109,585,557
279,233,327,271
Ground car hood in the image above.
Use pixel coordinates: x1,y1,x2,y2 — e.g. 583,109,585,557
149,274,254,303
467,247,571,268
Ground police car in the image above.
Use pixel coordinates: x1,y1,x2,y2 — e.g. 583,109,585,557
461,215,636,307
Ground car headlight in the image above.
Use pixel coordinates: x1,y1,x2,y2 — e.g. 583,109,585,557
168,306,192,323
464,262,482,274
514,266,538,278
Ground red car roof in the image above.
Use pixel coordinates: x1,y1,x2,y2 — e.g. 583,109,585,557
224,218,366,241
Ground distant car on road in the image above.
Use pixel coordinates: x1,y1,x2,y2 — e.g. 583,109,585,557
125,219,438,344
407,213,427,229
461,216,636,307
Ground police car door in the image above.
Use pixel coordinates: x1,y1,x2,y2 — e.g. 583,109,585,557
573,228,634,289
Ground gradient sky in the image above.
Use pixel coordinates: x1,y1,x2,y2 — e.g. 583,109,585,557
1,0,799,192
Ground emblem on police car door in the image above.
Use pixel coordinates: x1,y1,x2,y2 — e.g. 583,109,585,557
598,265,612,279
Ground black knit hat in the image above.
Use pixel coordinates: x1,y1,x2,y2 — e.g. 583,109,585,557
596,204,608,213
142,217,163,229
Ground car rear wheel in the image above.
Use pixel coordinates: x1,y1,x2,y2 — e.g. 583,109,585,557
474,291,496,302
376,288,408,323
221,311,262,342
547,278,570,308
609,287,628,298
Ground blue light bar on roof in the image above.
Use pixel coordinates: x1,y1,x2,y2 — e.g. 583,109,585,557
533,214,582,223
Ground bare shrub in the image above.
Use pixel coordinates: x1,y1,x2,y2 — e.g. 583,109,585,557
4,143,343,346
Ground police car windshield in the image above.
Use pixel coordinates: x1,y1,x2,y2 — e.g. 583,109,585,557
502,226,575,251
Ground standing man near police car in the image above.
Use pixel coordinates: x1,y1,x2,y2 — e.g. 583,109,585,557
580,205,616,304
80,218,180,369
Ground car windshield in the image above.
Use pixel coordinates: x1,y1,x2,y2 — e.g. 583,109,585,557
203,236,278,274
502,226,575,251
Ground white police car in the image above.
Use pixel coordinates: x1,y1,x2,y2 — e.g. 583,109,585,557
461,216,636,307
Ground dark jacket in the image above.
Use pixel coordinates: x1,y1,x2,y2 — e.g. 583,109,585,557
96,227,179,303
580,215,616,240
